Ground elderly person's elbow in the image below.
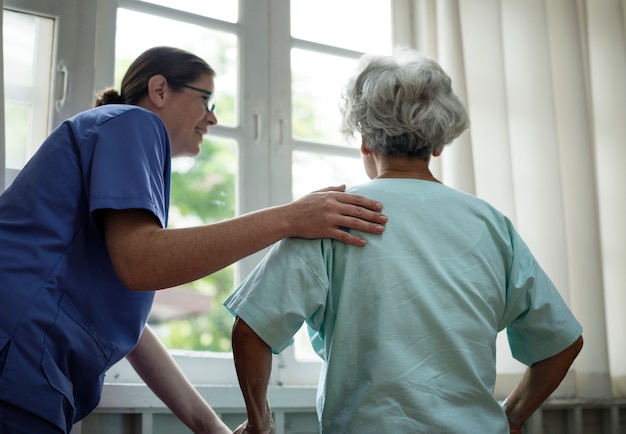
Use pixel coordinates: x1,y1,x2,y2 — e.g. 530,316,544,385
232,316,261,345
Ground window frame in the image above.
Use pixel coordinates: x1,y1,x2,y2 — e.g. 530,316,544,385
1,0,404,391
0,0,338,387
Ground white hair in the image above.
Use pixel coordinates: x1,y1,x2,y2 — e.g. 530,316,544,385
340,48,470,160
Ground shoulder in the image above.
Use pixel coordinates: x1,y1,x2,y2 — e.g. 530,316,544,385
263,237,335,275
66,105,169,151
273,237,329,257
68,105,165,134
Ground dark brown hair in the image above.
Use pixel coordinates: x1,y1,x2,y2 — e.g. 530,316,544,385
94,46,216,107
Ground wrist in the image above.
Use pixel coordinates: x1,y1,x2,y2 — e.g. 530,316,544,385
247,399,274,433
501,399,524,428
276,203,296,238
246,419,274,434
246,426,273,433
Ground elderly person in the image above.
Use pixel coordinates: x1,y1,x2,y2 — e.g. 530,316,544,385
225,49,583,434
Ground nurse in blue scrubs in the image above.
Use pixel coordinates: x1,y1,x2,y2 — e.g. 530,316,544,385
0,46,387,434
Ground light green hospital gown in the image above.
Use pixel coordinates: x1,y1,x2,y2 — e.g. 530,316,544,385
224,179,582,434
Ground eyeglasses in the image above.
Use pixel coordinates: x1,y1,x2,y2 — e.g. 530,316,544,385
179,84,216,113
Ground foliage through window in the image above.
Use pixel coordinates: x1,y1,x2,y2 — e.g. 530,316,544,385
114,6,239,352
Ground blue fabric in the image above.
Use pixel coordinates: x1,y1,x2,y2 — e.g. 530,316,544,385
0,400,65,434
0,105,171,432
225,179,583,434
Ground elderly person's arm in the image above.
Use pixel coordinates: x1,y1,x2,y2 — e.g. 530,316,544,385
232,317,275,434
503,335,583,433
126,325,231,434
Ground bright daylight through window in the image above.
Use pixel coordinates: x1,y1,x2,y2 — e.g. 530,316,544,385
2,0,391,358
115,6,239,353
112,0,391,358
2,9,53,188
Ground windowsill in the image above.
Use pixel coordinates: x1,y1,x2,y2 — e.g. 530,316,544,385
104,348,322,386
97,383,317,412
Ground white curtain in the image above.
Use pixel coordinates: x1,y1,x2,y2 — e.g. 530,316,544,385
392,0,626,399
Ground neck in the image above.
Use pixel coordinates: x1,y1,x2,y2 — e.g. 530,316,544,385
374,157,440,183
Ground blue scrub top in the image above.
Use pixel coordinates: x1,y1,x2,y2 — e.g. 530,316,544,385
0,105,171,431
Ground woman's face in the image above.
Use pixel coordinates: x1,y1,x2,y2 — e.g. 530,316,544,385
163,74,217,157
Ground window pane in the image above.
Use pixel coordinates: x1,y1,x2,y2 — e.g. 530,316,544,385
294,325,318,361
115,8,239,352
115,8,239,127
153,137,238,352
292,150,369,200
290,2,392,364
2,9,54,175
136,0,238,22
4,103,29,168
291,0,392,54
291,49,358,146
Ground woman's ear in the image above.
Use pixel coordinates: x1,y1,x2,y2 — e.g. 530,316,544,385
360,135,370,155
146,75,168,109
432,148,443,157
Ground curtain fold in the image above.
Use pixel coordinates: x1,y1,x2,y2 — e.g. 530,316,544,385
586,0,626,398
392,0,626,399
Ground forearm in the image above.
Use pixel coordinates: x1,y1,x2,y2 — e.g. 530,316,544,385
232,317,274,431
104,188,387,291
504,335,583,429
107,206,293,290
126,326,230,434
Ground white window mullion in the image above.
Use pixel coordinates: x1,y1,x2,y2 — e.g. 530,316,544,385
237,0,273,278
267,0,292,207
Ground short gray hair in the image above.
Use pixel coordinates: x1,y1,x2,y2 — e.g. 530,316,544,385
340,48,470,160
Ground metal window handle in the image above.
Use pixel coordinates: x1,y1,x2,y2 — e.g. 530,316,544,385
277,117,284,146
253,112,261,144
55,62,68,111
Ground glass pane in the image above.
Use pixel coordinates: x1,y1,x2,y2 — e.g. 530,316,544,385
292,150,369,200
4,103,29,168
294,325,318,361
4,11,35,87
115,8,239,127
152,137,238,352
115,9,239,352
292,50,359,146
291,0,392,54
136,0,238,22
2,10,54,175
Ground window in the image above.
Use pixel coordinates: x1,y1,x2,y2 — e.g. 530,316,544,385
111,0,393,366
114,4,240,353
1,0,393,384
288,0,392,361
2,9,54,187
289,1,392,196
